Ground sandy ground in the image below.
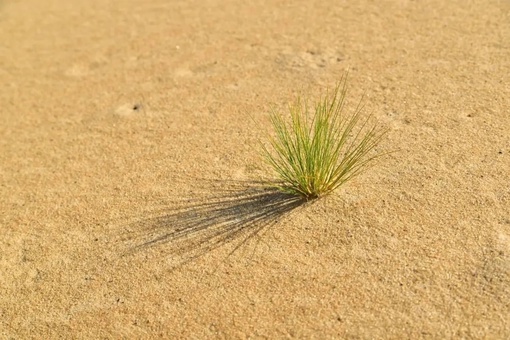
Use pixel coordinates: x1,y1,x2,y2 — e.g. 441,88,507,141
1,0,510,338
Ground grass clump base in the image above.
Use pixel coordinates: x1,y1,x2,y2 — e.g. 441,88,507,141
262,76,386,201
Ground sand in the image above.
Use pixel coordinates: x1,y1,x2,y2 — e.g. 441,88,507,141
1,0,509,338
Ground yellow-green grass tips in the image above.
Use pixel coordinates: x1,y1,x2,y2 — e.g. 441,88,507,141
262,76,387,200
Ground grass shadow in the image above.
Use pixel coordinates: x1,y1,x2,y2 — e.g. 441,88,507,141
120,180,307,265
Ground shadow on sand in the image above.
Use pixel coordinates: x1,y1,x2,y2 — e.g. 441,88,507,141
120,180,307,265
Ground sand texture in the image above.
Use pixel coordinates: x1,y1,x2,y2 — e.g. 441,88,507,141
1,0,510,338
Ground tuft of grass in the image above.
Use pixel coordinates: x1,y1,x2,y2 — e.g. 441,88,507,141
261,76,387,200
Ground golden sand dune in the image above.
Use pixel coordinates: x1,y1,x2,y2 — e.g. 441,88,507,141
1,0,509,338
